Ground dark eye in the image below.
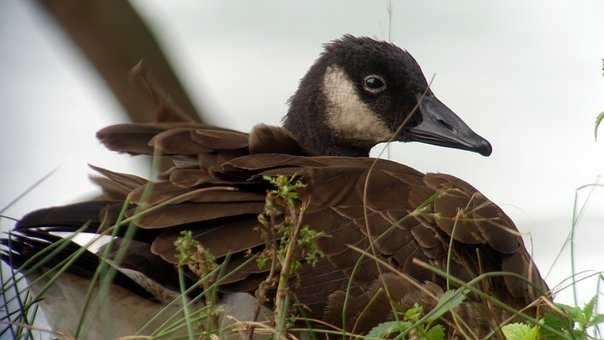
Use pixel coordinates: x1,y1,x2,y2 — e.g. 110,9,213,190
363,75,387,94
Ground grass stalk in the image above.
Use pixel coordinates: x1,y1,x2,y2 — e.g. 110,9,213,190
412,259,570,339
0,167,58,214
73,198,130,338
273,203,306,339
177,265,195,340
149,254,255,337
0,263,17,339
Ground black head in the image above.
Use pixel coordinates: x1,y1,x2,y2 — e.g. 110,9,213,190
283,35,491,157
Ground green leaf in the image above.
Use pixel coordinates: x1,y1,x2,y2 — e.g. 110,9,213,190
426,289,467,322
595,111,604,140
589,314,604,327
256,255,268,270
403,303,423,322
423,324,445,340
540,312,572,340
582,296,597,326
558,303,583,322
501,323,539,340
571,329,586,338
364,321,412,339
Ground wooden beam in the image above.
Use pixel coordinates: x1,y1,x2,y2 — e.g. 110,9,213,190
34,0,202,123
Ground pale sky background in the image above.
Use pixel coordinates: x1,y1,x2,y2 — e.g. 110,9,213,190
1,0,604,312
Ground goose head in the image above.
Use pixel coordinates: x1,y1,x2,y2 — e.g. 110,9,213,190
283,35,492,157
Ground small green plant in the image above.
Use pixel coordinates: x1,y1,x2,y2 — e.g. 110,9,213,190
501,296,604,340
365,304,445,340
262,175,306,206
362,289,468,340
175,230,218,283
502,323,540,340
258,175,325,275
253,175,325,339
174,230,220,339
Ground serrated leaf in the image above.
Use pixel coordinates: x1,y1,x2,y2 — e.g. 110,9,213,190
364,321,412,339
426,288,467,322
558,303,583,321
541,312,572,340
502,323,539,340
424,324,445,340
588,314,604,327
595,111,604,140
582,296,597,325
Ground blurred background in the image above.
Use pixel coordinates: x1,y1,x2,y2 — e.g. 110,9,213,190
1,0,603,315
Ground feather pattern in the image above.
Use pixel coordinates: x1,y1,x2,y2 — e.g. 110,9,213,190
3,123,548,335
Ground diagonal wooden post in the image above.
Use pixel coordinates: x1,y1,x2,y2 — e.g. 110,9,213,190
34,0,203,123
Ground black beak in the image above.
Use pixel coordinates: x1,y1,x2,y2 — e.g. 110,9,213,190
403,95,492,156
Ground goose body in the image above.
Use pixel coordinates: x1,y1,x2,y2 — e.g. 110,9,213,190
2,36,547,338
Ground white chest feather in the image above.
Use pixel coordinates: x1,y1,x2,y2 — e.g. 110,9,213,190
322,66,392,141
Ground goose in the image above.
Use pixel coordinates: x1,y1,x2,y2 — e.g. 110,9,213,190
1,35,548,338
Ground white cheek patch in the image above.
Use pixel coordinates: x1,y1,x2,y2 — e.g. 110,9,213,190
322,66,392,141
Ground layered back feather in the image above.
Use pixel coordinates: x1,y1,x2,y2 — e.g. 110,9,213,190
3,121,549,336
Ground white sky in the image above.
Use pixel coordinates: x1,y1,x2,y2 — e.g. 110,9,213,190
1,0,604,307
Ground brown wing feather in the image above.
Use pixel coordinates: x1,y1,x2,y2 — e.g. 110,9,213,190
5,122,548,336
151,216,263,263
97,123,200,155
96,124,548,314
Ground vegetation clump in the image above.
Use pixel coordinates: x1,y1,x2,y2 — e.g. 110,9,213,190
175,230,220,340
253,175,325,338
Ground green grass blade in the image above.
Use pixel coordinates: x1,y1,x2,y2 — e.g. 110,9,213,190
0,262,17,339
0,167,58,214
178,266,195,340
74,199,130,338
595,111,604,140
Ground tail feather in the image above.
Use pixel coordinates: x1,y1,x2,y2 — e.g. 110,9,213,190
14,201,163,243
2,200,180,302
15,201,121,232
0,229,155,300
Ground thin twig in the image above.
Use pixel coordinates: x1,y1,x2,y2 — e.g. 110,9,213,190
274,201,309,339
1,167,58,214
